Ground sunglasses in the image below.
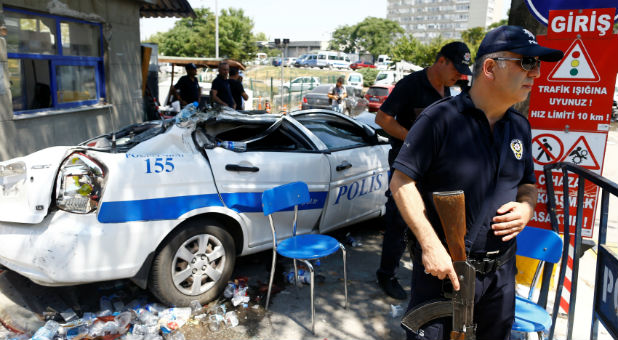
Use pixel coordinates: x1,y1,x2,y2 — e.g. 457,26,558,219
491,56,541,71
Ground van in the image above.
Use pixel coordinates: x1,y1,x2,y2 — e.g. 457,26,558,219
346,72,364,90
374,70,396,85
376,54,392,70
317,51,351,69
304,54,318,68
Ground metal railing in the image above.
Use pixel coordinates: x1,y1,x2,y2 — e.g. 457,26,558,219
542,162,618,340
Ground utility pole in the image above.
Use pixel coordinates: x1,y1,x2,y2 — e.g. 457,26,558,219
215,0,219,58
275,38,289,112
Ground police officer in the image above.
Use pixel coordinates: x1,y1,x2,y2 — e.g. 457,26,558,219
173,63,201,107
375,41,472,300
390,26,563,339
211,60,235,109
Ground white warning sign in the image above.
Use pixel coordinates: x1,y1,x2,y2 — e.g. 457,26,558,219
531,129,607,173
548,39,600,82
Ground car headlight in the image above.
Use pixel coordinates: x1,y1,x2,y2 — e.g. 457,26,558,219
56,152,106,213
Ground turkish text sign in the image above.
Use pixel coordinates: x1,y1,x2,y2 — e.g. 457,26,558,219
527,8,618,234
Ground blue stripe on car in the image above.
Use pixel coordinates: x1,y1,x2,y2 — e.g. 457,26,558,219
97,191,327,223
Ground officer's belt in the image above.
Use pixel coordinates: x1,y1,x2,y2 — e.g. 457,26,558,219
467,243,516,275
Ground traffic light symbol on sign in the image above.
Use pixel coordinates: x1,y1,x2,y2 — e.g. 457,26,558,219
548,39,599,82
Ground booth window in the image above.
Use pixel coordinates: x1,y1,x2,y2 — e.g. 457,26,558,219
5,7,105,115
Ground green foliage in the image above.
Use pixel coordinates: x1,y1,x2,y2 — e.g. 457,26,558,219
330,17,404,60
356,68,379,87
145,7,257,62
460,26,485,61
391,35,453,67
488,19,508,30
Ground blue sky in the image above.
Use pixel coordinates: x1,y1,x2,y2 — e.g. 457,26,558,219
140,0,511,42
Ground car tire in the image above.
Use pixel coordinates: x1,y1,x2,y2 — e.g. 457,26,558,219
149,218,236,306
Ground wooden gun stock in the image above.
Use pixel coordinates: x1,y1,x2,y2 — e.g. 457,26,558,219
432,191,467,263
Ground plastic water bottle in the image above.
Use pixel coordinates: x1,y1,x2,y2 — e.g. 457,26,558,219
217,141,247,152
298,269,311,284
175,101,198,122
31,320,60,340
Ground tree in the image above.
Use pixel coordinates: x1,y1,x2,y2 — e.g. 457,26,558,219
146,7,257,62
461,26,486,61
329,17,404,60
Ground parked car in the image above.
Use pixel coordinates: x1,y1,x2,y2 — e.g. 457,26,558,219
284,57,297,67
272,57,282,67
0,109,389,307
365,84,395,112
301,84,368,116
350,60,376,70
282,76,320,93
294,54,308,67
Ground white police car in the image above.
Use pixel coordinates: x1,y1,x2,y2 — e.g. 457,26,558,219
0,109,390,306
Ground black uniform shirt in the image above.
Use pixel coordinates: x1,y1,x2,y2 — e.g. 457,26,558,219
212,75,235,108
379,68,450,162
174,75,200,104
228,78,245,110
393,92,535,253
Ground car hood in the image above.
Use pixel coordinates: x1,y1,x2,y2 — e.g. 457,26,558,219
0,146,75,223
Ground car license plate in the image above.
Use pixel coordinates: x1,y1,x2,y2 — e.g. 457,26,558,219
370,98,379,102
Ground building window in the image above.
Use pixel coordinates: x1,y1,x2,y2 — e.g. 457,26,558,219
5,7,105,115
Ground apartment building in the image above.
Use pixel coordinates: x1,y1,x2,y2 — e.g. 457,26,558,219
387,0,505,44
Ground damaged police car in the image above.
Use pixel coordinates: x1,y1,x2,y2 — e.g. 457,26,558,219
0,108,389,306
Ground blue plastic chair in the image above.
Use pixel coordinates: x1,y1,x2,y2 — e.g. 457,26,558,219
513,227,563,339
262,181,348,334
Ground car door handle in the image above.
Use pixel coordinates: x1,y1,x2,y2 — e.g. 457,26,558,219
225,164,259,172
336,161,352,171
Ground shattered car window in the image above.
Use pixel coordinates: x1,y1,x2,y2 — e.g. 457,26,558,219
80,120,169,152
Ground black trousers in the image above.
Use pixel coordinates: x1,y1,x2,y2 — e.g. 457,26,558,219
405,255,517,340
377,194,409,278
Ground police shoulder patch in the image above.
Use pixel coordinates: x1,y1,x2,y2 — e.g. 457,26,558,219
510,139,523,160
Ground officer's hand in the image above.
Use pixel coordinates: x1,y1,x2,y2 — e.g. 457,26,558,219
422,241,460,291
492,201,534,241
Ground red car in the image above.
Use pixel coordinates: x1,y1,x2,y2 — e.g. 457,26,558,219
350,60,376,70
365,84,395,112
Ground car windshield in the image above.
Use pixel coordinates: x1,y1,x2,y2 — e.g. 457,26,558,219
376,73,389,81
294,113,368,150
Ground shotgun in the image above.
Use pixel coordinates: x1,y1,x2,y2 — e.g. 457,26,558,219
401,190,476,340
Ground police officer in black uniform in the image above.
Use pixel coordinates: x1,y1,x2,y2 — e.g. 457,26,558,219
173,63,201,107
375,41,472,300
390,26,563,339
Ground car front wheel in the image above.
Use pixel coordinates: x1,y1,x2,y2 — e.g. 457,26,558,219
149,219,236,306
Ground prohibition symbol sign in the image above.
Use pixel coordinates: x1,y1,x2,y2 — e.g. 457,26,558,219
532,133,563,165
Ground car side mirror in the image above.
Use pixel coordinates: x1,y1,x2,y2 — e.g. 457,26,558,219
362,124,379,144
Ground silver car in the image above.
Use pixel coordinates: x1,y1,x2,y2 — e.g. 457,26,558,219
301,85,368,116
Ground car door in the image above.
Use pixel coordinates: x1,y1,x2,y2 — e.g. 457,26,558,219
292,112,389,233
203,118,330,249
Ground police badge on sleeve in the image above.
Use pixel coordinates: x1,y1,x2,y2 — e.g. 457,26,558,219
510,139,523,160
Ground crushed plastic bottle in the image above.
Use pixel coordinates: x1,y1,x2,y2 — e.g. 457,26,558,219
223,282,235,299
175,102,198,123
98,296,113,316
345,232,361,247
216,140,247,152
31,320,60,340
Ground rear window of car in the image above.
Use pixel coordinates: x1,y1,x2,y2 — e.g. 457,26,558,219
367,87,389,97
312,85,332,94
349,75,361,82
